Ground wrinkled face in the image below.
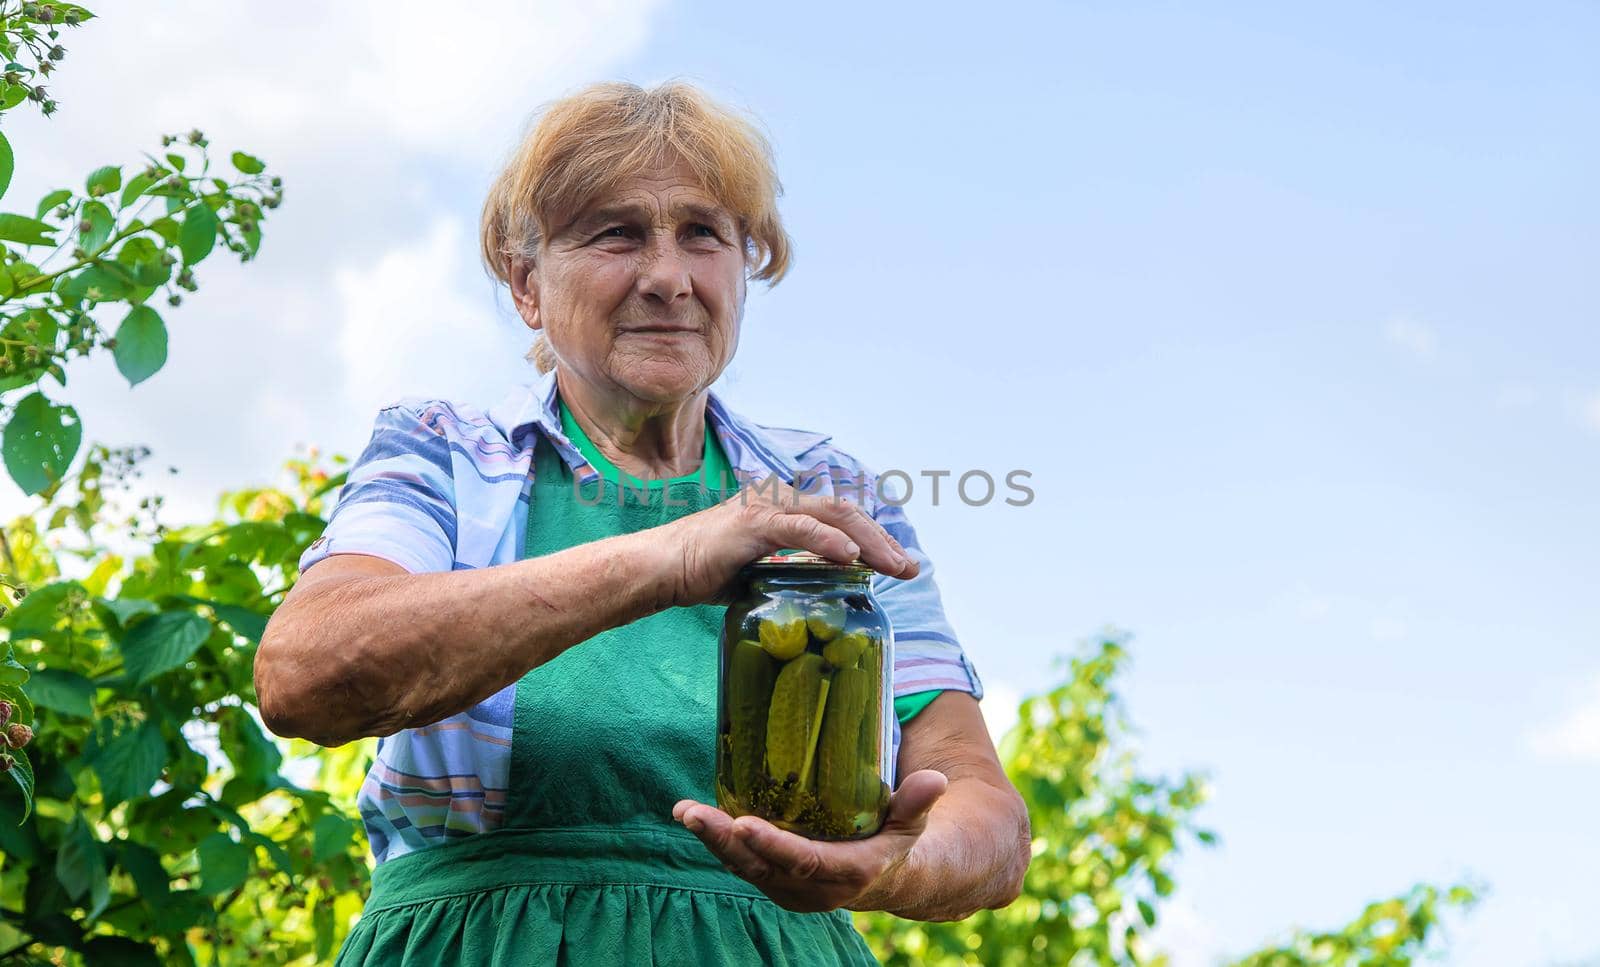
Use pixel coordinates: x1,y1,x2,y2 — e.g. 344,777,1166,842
511,159,748,405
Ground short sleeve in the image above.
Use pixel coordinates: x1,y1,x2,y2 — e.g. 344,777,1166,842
298,402,459,576
868,475,984,703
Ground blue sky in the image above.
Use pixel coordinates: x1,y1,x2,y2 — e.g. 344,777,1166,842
3,0,1596,962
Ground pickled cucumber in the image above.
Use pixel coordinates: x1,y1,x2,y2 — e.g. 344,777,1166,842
816,665,872,819
855,652,886,821
726,639,777,799
806,599,847,642
822,629,869,669
757,600,808,660
766,652,831,794
852,636,889,833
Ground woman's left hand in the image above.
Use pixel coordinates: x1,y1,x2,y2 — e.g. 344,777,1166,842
672,770,949,913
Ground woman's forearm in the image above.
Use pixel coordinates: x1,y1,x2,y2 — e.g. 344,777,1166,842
257,530,679,746
853,775,1031,920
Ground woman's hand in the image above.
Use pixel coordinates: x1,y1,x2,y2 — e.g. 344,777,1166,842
661,477,918,607
672,770,949,913
676,695,1030,921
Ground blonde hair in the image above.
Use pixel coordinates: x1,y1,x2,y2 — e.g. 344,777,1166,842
481,81,792,373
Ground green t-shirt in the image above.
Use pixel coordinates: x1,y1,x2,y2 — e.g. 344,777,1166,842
557,397,942,725
559,398,736,493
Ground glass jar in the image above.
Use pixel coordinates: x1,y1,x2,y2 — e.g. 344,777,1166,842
716,551,893,840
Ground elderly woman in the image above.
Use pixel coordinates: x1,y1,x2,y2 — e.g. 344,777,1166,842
256,81,1029,964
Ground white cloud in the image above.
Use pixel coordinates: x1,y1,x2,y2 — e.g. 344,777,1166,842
1147,896,1224,966
333,216,531,416
0,0,664,522
1370,616,1408,642
10,0,665,168
341,0,662,152
1289,583,1333,620
979,679,1021,744
1584,393,1600,433
1528,675,1600,763
1384,318,1438,359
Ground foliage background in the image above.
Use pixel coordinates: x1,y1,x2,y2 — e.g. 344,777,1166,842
0,0,1577,964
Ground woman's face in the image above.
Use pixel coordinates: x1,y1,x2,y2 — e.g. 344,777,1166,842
512,160,748,406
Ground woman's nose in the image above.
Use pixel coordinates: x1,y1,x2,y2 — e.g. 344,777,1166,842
637,243,692,305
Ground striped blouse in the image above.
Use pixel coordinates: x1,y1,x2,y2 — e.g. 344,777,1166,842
298,366,984,864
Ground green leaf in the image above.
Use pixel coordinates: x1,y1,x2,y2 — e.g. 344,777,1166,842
149,891,212,936
2,392,82,496
120,170,156,208
86,165,121,197
34,188,73,220
230,151,265,175
79,199,114,254
0,779,36,853
241,218,262,257
178,202,217,265
115,236,170,286
148,216,179,245
93,596,160,632
113,305,167,386
0,643,27,685
197,832,251,895
83,938,161,967
56,818,110,918
58,263,132,303
314,900,335,960
0,83,26,111
212,603,267,643
0,212,58,246
117,842,171,906
218,705,282,796
91,721,166,806
119,609,211,684
200,798,294,878
8,260,48,296
19,2,93,23
51,4,96,23
6,749,32,821
23,668,94,717
0,131,12,203
0,372,37,394
1,581,81,637
0,682,33,727
0,307,55,343
311,812,354,862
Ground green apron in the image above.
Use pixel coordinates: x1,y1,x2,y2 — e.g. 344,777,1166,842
336,433,877,965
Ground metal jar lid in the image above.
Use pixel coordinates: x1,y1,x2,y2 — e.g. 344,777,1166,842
746,549,874,574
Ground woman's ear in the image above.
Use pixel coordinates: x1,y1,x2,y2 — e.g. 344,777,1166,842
508,257,541,332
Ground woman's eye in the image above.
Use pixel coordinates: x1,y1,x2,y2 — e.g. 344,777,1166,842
688,224,719,239
599,226,631,239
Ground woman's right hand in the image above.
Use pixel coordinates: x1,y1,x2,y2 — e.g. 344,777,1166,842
661,477,918,607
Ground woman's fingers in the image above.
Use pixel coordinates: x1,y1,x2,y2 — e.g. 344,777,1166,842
666,473,921,608
676,786,948,913
674,800,773,881
731,815,823,879
881,769,949,835
731,815,871,889
803,494,916,579
760,512,860,564
752,485,917,580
